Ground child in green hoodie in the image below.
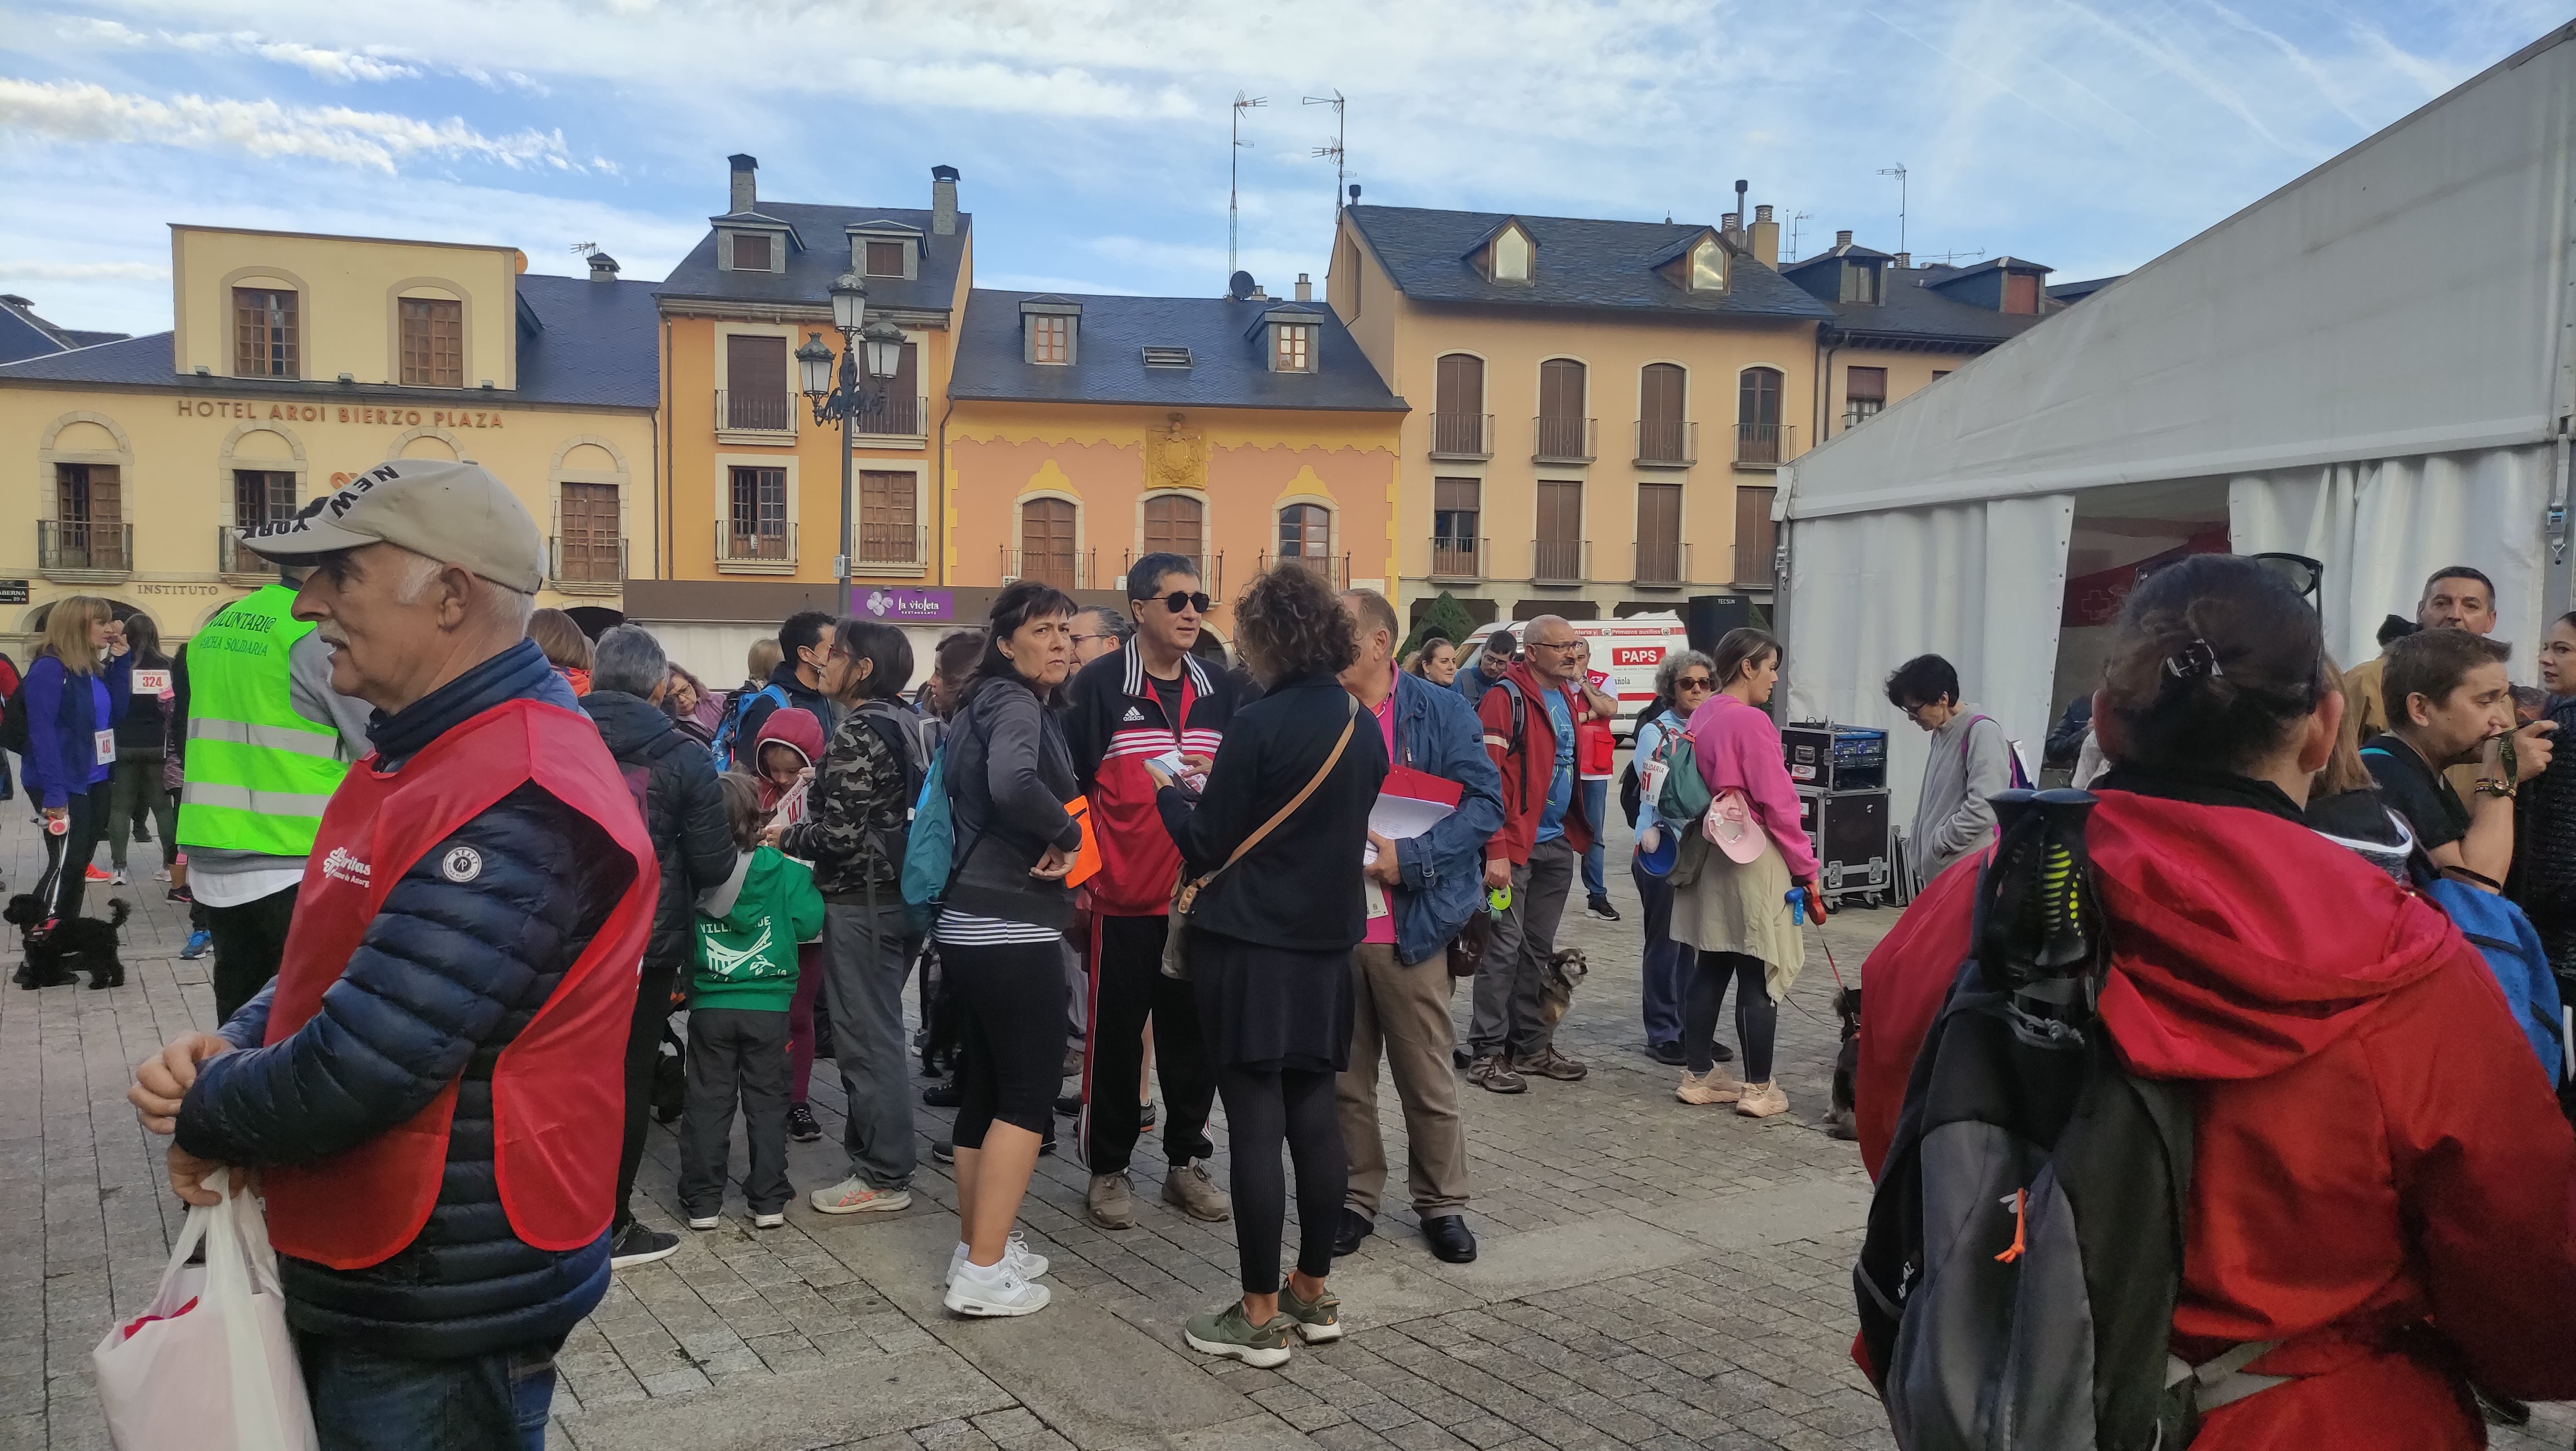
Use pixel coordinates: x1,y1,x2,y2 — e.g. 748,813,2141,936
680,774,826,1229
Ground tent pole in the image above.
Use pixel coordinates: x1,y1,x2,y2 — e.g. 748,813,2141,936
2550,425,2572,618
1770,494,1796,728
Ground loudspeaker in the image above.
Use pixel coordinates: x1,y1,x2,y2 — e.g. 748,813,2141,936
1686,594,1751,654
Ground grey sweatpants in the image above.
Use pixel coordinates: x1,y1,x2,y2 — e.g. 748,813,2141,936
1468,836,1575,1060
822,896,921,1192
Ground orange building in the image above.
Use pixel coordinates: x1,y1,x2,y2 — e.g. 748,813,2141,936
943,278,1406,630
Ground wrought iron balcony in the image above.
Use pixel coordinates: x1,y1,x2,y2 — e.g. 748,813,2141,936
1430,412,1493,461
38,520,130,575
1635,419,1697,468
1533,415,1597,465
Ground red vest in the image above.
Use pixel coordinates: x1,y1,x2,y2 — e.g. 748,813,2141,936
260,698,656,1269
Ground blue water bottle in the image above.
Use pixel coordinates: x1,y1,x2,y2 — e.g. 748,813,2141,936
1785,885,1809,926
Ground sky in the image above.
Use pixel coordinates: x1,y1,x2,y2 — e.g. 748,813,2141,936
0,0,2563,337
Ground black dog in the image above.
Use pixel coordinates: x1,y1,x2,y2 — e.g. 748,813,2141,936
1828,986,1862,1141
6,895,130,990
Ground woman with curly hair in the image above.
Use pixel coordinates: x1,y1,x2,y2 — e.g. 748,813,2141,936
1152,563,1388,1367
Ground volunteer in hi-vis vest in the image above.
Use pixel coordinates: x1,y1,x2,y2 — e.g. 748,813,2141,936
129,460,658,1445
174,576,374,1023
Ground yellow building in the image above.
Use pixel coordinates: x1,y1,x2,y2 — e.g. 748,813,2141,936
628,155,974,680
1328,200,1831,626
1782,233,2061,451
942,277,1407,629
0,224,660,649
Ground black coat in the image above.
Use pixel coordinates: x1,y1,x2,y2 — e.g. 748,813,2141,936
580,688,734,967
1157,671,1388,952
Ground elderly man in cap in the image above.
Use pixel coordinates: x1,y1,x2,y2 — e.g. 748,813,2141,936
128,460,657,1449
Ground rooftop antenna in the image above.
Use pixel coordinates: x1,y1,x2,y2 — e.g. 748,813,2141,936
1924,247,1987,265
570,242,598,256
1877,164,1908,256
1304,90,1345,230
1231,91,1267,279
1788,211,1812,259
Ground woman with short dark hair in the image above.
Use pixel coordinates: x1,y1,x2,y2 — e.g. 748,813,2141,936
103,612,175,887
1153,564,1388,1367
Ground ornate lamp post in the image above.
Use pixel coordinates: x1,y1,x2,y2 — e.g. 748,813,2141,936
798,272,908,581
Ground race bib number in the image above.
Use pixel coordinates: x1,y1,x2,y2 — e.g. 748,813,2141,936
131,669,170,695
1640,758,1669,806
94,729,115,767
1366,883,1392,920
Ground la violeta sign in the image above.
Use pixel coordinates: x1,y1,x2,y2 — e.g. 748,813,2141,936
852,586,953,622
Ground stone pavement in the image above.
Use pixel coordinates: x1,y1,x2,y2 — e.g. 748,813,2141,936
4,800,2571,1451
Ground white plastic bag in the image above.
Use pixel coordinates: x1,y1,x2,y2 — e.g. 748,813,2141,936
93,1169,319,1450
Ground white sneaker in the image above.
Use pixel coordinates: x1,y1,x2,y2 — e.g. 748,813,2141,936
111,870,127,886
687,1215,720,1231
151,869,171,884
753,1212,784,1229
943,1257,1051,1317
811,1177,912,1215
945,1231,1050,1287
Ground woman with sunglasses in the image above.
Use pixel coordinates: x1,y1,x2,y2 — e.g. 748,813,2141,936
1667,628,1819,1117
1630,650,1716,1066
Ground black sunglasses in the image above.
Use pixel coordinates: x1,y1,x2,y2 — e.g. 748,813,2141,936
1675,675,1714,690
1144,590,1212,615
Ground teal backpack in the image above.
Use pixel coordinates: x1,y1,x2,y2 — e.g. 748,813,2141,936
899,743,956,934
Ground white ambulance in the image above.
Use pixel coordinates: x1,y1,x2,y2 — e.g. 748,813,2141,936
1456,612,1690,742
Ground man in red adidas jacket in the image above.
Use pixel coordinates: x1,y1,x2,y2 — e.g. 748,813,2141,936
1062,553,1238,1232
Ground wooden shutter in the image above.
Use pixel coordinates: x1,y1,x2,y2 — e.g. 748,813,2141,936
1431,478,1480,576
891,341,921,432
1636,483,1682,582
726,335,788,430
399,299,464,387
1734,485,1778,583
1534,479,1583,580
1022,498,1077,586
733,233,772,271
865,240,905,276
1846,366,1887,402
1540,358,1585,421
1640,363,1685,425
560,482,619,582
1436,354,1482,414
1143,494,1204,563
859,471,917,562
2004,272,2041,314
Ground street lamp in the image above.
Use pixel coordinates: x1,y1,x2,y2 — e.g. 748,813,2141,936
801,272,904,581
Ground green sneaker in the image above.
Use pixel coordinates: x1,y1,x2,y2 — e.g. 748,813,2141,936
1279,1280,1343,1343
1183,1301,1295,1368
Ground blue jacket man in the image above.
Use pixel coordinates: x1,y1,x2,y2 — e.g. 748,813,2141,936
1337,590,1503,1267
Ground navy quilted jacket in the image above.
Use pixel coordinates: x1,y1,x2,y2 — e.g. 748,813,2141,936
580,686,735,968
175,639,632,1359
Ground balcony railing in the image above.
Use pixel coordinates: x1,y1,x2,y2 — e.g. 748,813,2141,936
1531,537,1589,585
550,534,628,589
1734,422,1796,467
1257,552,1348,590
850,392,929,440
1004,547,1094,591
1635,419,1697,468
716,389,796,435
38,520,130,574
1533,415,1597,464
1429,535,1484,581
1634,539,1689,587
856,523,928,568
217,525,271,576
1121,551,1222,600
716,520,798,572
1430,412,1493,460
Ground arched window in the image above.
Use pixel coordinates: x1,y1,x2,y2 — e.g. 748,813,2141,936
1142,494,1204,570
1639,363,1688,464
1276,503,1336,585
1536,358,1590,461
1433,353,1487,457
1019,498,1079,588
1736,367,1785,465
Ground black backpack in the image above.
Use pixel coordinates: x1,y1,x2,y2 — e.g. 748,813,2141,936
0,681,27,756
1855,788,2280,1449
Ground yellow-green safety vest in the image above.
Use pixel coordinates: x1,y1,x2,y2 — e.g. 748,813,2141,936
174,584,350,857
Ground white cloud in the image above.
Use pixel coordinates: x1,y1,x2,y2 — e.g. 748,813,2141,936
0,259,167,280
56,16,427,83
0,79,579,173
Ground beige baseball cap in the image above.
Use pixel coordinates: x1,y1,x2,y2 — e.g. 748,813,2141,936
241,459,547,593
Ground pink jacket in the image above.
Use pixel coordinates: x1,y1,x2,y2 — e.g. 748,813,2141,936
1685,694,1818,879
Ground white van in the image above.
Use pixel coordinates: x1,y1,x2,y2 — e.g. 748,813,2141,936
1456,613,1689,742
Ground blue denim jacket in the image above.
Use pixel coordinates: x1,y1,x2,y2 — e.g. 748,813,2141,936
1386,670,1506,965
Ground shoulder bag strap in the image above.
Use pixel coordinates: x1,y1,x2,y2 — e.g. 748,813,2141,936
1183,695,1358,904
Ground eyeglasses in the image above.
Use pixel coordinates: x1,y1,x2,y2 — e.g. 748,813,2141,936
1529,639,1585,654
1675,675,1714,691
1069,632,1110,646
1145,590,1212,615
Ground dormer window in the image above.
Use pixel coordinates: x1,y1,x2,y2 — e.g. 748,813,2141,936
1839,261,1882,304
1689,238,1725,293
1651,228,1728,295
731,233,772,271
865,241,904,276
1021,298,1081,366
848,222,922,280
1492,225,1532,282
2003,272,2041,314
1272,323,1314,373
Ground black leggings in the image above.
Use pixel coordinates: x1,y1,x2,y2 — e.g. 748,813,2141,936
35,787,103,922
1213,1062,1345,1294
947,938,1067,1148
1686,950,1775,1081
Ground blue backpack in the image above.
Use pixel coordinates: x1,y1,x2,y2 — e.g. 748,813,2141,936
899,743,957,934
711,683,787,771
2424,873,2565,1084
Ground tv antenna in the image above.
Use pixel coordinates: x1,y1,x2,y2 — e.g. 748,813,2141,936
1877,164,1908,256
1787,211,1813,260
1304,90,1346,229
571,242,598,256
1230,91,1267,279
1921,247,1987,266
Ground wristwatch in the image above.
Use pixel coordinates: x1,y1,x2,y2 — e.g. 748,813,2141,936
2475,778,2516,800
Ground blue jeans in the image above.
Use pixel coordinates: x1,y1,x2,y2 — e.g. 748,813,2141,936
297,1333,558,1450
1632,858,1685,1046
1579,780,1610,899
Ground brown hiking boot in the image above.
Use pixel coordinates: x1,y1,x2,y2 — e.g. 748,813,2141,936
1466,1055,1526,1094
1519,1046,1589,1082
1087,1172,1139,1229
1160,1159,1233,1221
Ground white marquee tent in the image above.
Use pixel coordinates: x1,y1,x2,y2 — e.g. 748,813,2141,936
1777,21,2576,823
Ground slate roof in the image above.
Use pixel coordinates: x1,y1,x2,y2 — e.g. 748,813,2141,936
0,296,129,366
948,290,1405,412
0,274,660,409
656,202,970,317
1822,270,2052,348
2048,275,2124,304
1345,205,1832,322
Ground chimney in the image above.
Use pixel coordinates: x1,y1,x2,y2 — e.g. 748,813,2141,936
931,164,959,236
587,252,621,283
1733,178,1749,232
1295,272,1312,301
1750,203,1779,267
1721,212,1741,233
726,154,757,215
1893,251,1911,270
1836,229,1855,250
